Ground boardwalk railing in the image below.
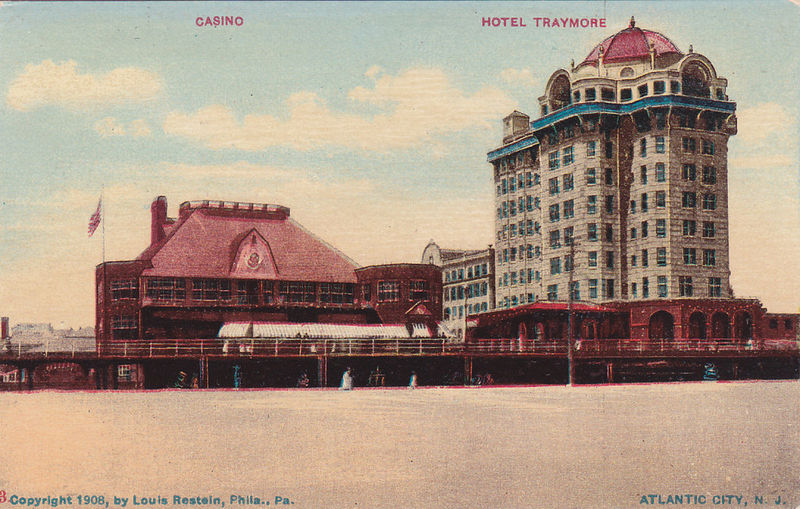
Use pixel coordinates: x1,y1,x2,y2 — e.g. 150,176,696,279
0,337,797,360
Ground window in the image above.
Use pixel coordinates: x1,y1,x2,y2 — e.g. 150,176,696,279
658,276,668,297
237,280,260,305
682,137,696,152
588,251,598,267
111,280,139,301
679,276,693,297
573,90,581,103
510,224,517,238
549,177,560,195
605,142,614,159
682,192,697,208
702,194,717,210
656,163,666,182
549,230,561,249
586,168,597,185
605,195,614,214
585,88,596,101
563,146,574,166
509,177,516,193
587,223,598,242
320,283,356,304
564,126,575,139
702,139,715,155
549,151,560,170
117,364,133,381
630,227,637,240
501,179,508,194
640,138,647,157
547,285,558,301
631,282,637,298
548,131,558,144
656,219,666,237
563,174,574,192
587,141,596,157
670,80,681,94
510,247,517,262
502,202,508,218
605,167,614,185
641,193,648,212
702,166,716,185
374,281,400,302
603,279,615,299
564,226,574,246
657,247,667,266
112,315,138,340
525,172,533,187
682,164,696,181
655,136,665,153
708,277,722,297
620,88,632,102
192,279,231,302
653,81,665,94
656,112,667,129
703,249,716,267
638,84,648,97
526,195,533,212
641,221,649,238
534,173,541,185
656,191,666,208
510,200,516,216
640,165,648,184
587,195,597,214
631,254,637,267
280,281,315,303
549,204,560,222
605,224,613,242
606,251,614,269
588,279,598,298
563,200,575,219
601,88,615,101
570,281,580,300
146,278,186,302
683,247,697,265
642,249,649,267
703,221,716,238
550,257,561,275
683,220,696,236
642,277,650,298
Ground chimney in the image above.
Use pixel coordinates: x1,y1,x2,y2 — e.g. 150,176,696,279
1,317,8,339
151,196,168,246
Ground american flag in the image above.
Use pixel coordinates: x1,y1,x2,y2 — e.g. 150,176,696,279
88,198,102,237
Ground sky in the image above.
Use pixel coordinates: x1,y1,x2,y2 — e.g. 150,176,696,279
0,1,798,327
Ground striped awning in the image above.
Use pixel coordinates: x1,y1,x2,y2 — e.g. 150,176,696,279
217,322,412,339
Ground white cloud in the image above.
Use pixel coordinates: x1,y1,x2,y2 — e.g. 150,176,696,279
6,60,162,111
729,154,795,169
94,117,152,138
163,67,516,152
500,68,538,88
94,117,126,137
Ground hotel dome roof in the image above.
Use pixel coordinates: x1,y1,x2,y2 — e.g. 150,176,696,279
580,17,682,66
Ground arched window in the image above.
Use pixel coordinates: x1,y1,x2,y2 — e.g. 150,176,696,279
688,312,706,339
682,62,711,98
711,312,730,339
648,310,675,340
734,311,753,341
549,74,571,111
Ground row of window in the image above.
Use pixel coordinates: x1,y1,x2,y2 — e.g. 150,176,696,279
444,282,490,301
498,269,541,288
444,263,489,282
497,171,541,195
497,219,542,241
443,301,489,320
498,244,541,264
682,137,716,155
119,278,434,306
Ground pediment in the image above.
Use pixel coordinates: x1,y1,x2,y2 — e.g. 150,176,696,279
230,229,279,278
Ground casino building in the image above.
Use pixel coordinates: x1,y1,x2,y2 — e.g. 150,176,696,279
96,197,443,349
489,16,735,308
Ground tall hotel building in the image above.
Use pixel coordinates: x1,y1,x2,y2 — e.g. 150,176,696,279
489,18,737,309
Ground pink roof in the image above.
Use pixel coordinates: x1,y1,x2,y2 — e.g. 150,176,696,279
138,207,358,282
581,22,681,66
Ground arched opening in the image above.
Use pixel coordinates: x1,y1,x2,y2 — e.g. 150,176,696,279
682,62,711,98
688,312,707,339
648,311,675,340
582,319,598,340
734,311,753,341
620,67,634,78
518,322,528,341
549,74,571,112
711,312,731,339
533,322,544,341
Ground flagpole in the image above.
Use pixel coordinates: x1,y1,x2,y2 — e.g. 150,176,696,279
101,185,107,356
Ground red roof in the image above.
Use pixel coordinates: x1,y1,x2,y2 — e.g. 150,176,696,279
138,206,358,282
581,19,681,66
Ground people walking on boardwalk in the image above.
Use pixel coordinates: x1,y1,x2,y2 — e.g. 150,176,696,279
408,371,418,389
297,372,310,388
340,367,353,390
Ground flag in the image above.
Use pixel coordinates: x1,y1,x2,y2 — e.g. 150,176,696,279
88,198,102,237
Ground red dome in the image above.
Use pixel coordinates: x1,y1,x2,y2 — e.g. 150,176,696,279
581,18,682,66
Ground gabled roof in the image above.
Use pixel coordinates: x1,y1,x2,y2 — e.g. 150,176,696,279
138,206,359,282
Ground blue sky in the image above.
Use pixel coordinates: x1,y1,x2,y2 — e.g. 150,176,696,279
1,1,798,326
